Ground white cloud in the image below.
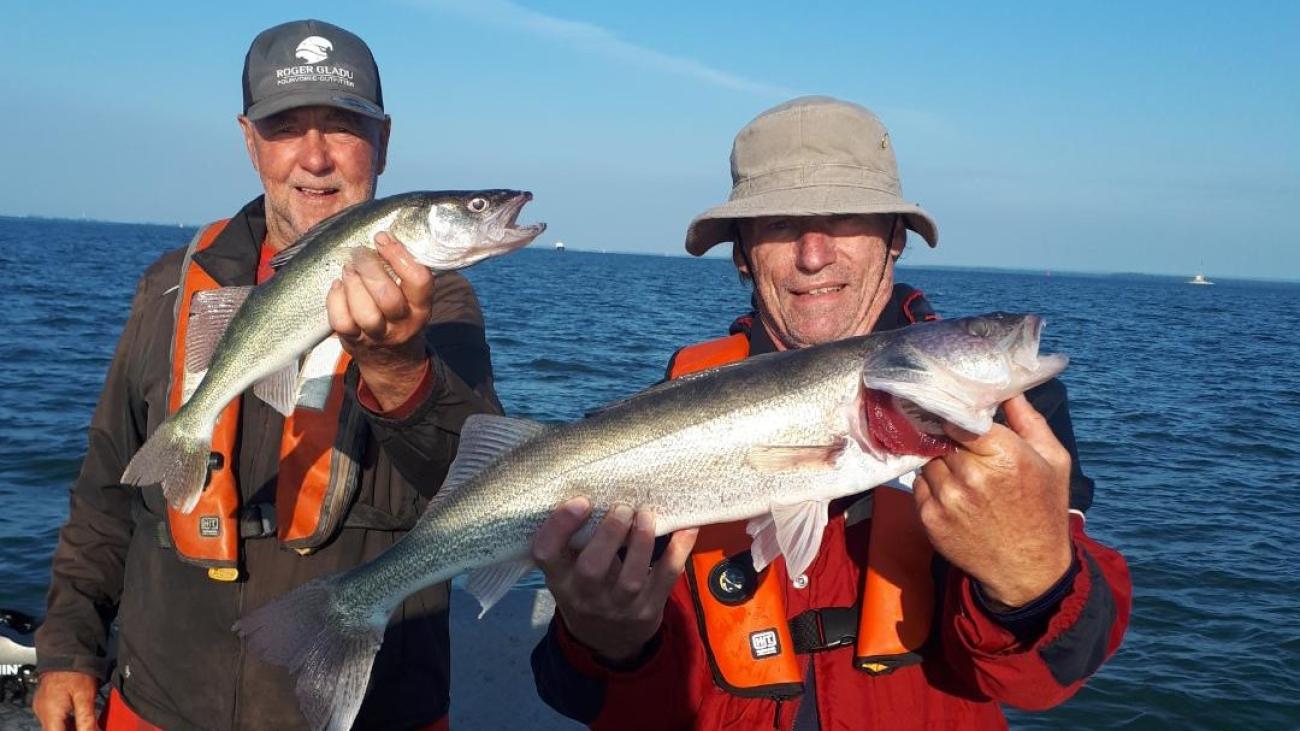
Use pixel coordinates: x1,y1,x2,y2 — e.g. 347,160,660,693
409,0,794,98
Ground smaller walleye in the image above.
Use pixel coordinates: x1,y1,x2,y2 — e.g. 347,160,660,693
121,190,544,513
236,313,1067,731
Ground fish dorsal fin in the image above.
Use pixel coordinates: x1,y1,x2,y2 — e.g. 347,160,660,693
465,558,536,618
253,363,301,417
268,204,362,270
267,238,312,270
769,499,829,579
182,287,253,403
440,414,548,495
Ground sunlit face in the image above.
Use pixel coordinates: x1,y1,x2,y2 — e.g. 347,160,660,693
238,106,391,251
735,214,905,350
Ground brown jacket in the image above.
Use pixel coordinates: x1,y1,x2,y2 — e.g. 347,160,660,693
36,197,502,730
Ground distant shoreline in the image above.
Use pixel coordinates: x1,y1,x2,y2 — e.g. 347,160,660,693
4,215,1294,286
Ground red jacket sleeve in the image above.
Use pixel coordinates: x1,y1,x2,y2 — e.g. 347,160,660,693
531,574,708,729
941,513,1132,710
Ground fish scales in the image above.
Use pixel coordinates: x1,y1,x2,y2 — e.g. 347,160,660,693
333,335,904,614
121,190,544,514
236,313,1068,731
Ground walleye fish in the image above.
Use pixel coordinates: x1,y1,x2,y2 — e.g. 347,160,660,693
121,190,544,513
236,313,1067,731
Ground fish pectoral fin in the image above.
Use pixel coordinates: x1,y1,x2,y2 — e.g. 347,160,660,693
182,287,254,400
745,515,781,574
769,499,830,579
252,362,300,416
746,439,846,473
466,558,535,618
436,415,549,503
294,337,346,411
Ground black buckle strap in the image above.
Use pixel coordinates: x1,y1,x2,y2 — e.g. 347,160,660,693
789,606,858,654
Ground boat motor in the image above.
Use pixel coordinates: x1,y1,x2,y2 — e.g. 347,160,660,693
0,609,39,704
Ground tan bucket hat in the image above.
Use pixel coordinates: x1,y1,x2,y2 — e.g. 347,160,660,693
685,95,939,256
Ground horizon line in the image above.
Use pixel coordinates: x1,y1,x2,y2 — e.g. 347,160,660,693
2,213,1293,285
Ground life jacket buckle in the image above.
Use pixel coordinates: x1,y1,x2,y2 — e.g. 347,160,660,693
790,606,859,654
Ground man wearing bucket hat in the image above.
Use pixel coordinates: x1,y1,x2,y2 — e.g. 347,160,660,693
34,19,500,731
530,96,1131,729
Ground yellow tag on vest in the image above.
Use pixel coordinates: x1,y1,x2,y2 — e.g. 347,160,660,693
207,567,240,582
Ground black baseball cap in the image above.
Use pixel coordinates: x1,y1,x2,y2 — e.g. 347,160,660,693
242,19,385,121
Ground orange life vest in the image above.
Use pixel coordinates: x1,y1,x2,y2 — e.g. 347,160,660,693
671,331,935,698
163,220,366,580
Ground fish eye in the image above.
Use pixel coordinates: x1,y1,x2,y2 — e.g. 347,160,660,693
468,197,490,213
964,320,993,338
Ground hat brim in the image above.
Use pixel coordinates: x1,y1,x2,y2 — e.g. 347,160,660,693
685,186,938,256
245,89,386,121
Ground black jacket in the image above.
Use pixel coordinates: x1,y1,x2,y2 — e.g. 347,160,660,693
36,197,502,730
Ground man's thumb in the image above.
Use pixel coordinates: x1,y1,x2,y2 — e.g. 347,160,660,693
1003,395,1055,450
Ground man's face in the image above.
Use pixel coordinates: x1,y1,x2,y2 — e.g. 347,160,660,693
238,106,391,250
736,214,905,350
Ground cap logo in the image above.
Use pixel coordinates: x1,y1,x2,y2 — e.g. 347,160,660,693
295,36,333,63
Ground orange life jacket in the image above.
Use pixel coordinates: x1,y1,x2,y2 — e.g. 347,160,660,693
163,220,366,580
670,331,935,698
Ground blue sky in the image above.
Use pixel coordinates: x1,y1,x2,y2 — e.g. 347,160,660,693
2,1,1296,279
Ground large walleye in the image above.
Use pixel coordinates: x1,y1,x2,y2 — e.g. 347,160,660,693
237,313,1067,731
121,190,544,513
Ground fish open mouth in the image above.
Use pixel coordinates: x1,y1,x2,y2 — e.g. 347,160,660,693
862,388,955,458
490,192,547,249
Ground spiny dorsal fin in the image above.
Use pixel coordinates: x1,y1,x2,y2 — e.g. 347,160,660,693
437,415,548,499
268,204,362,270
267,238,312,270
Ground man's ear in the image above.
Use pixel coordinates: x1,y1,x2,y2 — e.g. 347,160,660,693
732,241,750,277
237,115,259,172
375,115,392,176
889,217,907,260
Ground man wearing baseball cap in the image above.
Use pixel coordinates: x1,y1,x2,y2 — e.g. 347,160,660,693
530,96,1132,728
34,20,500,730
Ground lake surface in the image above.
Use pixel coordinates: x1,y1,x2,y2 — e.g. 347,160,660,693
1,217,1298,729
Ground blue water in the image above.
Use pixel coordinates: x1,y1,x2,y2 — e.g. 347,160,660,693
2,216,1298,729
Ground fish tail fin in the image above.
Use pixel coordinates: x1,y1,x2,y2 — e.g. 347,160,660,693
235,576,385,731
121,414,212,513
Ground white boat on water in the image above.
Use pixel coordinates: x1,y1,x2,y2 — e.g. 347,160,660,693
1188,273,1214,285
554,241,565,252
